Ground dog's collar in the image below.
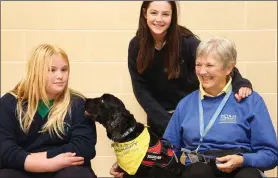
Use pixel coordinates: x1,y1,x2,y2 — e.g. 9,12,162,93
112,125,136,142
121,125,136,139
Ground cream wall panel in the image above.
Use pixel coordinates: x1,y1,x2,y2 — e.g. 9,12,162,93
245,62,277,93
70,63,133,94
179,2,245,30
234,63,247,76
265,168,277,178
260,94,277,178
95,124,115,157
116,94,147,124
118,2,141,29
26,31,136,62
122,66,133,93
246,2,277,29
74,2,121,30
196,31,276,62
1,63,26,94
1,31,26,61
1,1,122,30
69,63,127,93
272,123,278,140
91,156,116,177
26,31,88,61
87,31,135,61
261,94,277,128
85,93,103,98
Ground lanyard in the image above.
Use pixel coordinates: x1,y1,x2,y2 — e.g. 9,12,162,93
195,86,232,152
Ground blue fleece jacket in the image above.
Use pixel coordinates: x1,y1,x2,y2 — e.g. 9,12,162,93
163,90,278,171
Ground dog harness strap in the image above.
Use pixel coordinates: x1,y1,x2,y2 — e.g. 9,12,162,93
142,140,162,166
142,139,176,167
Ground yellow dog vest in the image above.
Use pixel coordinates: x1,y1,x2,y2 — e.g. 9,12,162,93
112,127,150,175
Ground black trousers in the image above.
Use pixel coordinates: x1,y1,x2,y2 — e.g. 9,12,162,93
181,162,262,178
123,162,262,178
147,112,173,138
0,166,97,178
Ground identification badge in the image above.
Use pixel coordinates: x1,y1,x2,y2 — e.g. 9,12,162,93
188,153,200,163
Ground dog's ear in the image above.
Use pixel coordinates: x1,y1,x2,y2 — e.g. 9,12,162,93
121,109,134,120
111,108,123,119
102,93,126,109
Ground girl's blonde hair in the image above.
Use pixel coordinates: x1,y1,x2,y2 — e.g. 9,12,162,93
11,44,84,138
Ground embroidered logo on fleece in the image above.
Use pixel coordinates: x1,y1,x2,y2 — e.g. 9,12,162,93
219,114,237,124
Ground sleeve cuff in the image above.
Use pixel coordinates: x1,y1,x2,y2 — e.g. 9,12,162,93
17,152,30,170
242,153,254,167
46,150,59,159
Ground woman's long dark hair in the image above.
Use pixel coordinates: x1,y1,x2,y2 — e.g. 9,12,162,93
136,1,195,79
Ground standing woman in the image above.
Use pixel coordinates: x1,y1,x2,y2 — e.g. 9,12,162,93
128,1,252,138
0,44,97,178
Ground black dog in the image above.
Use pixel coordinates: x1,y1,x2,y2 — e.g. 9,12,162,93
85,94,186,178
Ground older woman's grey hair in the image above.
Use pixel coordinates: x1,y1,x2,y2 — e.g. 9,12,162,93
196,36,237,68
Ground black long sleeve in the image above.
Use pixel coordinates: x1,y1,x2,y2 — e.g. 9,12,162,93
231,67,252,93
128,38,170,137
0,97,30,170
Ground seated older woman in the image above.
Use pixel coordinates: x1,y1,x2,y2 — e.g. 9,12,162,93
163,36,278,178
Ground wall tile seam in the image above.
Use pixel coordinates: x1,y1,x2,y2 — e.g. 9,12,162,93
78,92,278,95
2,61,277,64
256,93,278,95
237,61,278,63
275,31,277,61
82,93,135,95
243,1,248,30
2,91,275,97
70,62,129,63
193,29,277,32
1,29,277,32
1,61,129,63
1,29,138,32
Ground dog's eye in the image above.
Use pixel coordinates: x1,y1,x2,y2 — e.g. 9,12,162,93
100,99,104,103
